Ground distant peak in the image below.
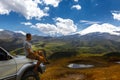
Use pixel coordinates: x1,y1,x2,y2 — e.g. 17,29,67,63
78,23,120,36
14,31,26,35
0,29,4,31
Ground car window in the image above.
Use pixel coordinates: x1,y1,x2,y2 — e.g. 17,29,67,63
0,48,8,61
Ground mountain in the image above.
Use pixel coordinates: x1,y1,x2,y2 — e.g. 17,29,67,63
0,30,25,51
14,31,26,35
0,29,24,40
57,30,120,54
1,26,120,54
0,30,52,51
78,23,120,36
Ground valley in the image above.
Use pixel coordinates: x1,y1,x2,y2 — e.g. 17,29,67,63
0,30,120,80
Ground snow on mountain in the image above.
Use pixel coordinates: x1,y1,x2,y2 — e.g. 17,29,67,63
14,31,26,35
0,29,4,31
78,23,120,36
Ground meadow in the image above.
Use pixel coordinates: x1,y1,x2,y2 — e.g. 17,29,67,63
41,55,120,80
10,41,120,80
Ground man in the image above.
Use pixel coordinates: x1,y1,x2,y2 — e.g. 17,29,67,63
23,33,48,72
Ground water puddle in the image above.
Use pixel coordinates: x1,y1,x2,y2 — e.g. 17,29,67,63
116,61,120,64
68,63,94,69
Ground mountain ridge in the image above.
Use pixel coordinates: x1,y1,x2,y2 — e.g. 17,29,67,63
1,29,120,53
78,23,120,36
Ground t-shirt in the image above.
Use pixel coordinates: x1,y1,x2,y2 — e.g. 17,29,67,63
23,40,33,56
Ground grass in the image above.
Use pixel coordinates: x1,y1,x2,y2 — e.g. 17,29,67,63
9,41,120,80
10,47,24,55
77,53,105,57
40,55,120,80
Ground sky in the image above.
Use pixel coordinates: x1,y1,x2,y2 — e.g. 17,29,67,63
0,0,120,36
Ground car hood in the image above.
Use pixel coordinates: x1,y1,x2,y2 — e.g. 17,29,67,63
13,55,46,73
14,55,36,64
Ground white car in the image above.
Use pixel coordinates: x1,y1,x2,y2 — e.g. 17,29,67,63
0,47,46,80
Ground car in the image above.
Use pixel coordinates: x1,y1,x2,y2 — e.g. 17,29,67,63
0,47,46,80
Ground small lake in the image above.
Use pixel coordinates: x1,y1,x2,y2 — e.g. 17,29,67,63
116,61,120,64
68,63,94,69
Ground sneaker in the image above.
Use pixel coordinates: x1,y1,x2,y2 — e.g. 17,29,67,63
33,69,38,75
37,67,43,74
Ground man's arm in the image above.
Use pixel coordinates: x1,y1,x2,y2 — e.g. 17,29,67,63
26,48,34,55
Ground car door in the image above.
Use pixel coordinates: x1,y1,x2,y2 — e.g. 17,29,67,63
0,47,17,80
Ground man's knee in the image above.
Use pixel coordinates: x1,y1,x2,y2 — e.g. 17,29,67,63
38,50,43,56
36,56,43,61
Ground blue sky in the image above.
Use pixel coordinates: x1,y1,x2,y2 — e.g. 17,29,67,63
0,0,120,36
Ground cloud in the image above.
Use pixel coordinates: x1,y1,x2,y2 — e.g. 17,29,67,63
0,0,48,20
71,4,81,10
30,17,77,36
32,23,58,36
44,7,50,12
112,11,120,21
21,22,32,26
55,17,77,35
80,20,101,25
34,0,42,4
42,0,62,7
74,0,79,2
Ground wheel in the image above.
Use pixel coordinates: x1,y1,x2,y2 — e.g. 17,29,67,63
22,71,40,80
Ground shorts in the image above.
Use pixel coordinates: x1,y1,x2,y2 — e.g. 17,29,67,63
26,53,40,61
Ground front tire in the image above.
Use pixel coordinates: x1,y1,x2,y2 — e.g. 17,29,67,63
22,71,40,80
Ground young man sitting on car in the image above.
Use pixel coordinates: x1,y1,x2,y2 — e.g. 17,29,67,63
23,33,49,72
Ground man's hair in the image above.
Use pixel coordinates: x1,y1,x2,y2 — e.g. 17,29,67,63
26,33,31,38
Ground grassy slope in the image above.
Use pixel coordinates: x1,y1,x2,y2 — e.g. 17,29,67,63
10,41,73,57
41,55,120,80
10,41,120,80
10,39,120,58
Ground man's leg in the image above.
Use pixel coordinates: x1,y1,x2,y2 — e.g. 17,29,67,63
34,55,45,72
34,61,41,71
37,50,49,63
37,50,45,58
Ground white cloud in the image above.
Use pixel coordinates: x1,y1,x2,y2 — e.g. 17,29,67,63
80,20,101,25
33,23,58,36
55,17,77,35
42,0,62,7
0,2,10,15
71,4,81,10
44,7,50,12
21,22,32,26
74,0,79,2
0,0,48,20
34,0,42,4
112,11,120,21
30,18,77,36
